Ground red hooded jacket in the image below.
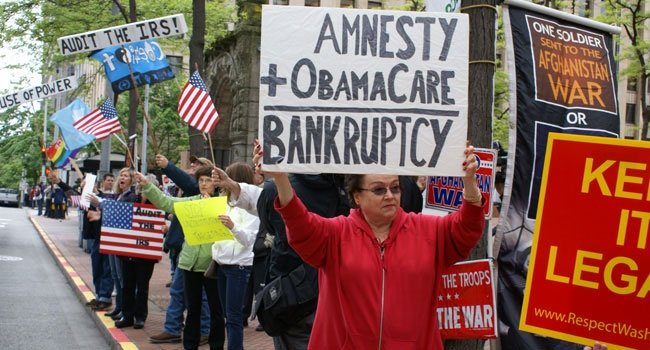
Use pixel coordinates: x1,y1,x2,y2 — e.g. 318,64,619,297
276,194,485,350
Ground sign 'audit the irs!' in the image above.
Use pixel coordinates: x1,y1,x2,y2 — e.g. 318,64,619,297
521,133,650,350
258,6,469,176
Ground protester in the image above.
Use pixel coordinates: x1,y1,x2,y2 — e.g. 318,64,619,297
52,184,65,219
212,162,259,350
148,154,212,345
259,142,482,349
35,183,44,216
211,151,350,349
50,173,116,312
89,168,154,329
136,166,225,350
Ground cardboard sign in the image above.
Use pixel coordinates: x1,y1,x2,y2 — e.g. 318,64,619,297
80,173,96,209
425,148,495,218
437,259,497,339
174,196,234,246
0,76,78,111
100,202,165,260
259,6,469,176
58,14,187,55
521,133,650,349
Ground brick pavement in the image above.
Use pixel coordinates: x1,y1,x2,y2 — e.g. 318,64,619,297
27,207,275,350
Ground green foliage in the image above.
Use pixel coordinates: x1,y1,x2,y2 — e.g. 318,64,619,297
0,0,237,174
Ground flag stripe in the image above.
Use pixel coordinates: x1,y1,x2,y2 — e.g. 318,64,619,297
99,247,162,260
100,238,163,250
102,227,165,239
101,231,164,242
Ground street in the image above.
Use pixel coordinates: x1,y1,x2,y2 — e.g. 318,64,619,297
0,206,109,350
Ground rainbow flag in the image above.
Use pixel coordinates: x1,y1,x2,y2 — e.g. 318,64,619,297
46,139,79,168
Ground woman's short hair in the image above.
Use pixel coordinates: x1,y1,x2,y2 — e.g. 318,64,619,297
345,174,365,209
194,165,213,180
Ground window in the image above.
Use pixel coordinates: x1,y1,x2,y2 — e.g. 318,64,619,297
627,77,637,91
626,103,636,124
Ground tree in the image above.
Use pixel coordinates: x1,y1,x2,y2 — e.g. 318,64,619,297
0,0,236,173
599,0,649,139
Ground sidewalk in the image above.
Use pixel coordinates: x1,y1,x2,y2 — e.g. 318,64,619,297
27,207,274,350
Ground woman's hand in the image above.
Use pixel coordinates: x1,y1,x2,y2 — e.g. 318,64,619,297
584,342,607,350
87,209,101,222
155,154,169,169
461,141,482,205
134,172,149,186
253,139,288,181
218,214,234,230
253,139,293,206
86,193,100,207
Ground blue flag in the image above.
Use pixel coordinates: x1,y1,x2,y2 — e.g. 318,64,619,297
90,39,175,94
50,98,94,151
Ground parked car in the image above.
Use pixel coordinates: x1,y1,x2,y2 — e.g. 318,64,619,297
0,188,20,207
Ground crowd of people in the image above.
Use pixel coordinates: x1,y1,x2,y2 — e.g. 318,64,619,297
38,144,607,350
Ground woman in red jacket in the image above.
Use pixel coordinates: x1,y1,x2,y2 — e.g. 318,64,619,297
259,143,484,350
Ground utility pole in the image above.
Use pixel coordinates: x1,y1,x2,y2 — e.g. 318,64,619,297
127,0,139,168
188,0,207,156
444,0,497,349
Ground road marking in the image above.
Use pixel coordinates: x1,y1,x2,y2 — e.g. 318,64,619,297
0,255,23,261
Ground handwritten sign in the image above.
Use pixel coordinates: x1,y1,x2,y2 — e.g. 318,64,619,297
259,6,469,176
521,133,650,349
0,76,78,111
58,14,188,55
174,196,233,246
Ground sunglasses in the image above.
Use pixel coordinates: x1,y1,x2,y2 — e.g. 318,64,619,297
360,185,401,196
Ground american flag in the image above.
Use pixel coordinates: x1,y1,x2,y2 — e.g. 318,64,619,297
73,99,122,140
178,71,220,133
70,195,82,208
100,201,166,260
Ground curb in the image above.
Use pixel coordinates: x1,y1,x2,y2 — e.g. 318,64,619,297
29,214,139,350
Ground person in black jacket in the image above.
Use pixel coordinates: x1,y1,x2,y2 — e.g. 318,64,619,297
49,172,117,312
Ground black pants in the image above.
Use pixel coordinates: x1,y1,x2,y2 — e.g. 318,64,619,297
243,255,268,321
121,258,155,321
183,270,225,350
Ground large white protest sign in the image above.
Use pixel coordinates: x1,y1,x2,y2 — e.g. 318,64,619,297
0,76,78,111
80,173,97,210
259,6,469,176
58,14,187,55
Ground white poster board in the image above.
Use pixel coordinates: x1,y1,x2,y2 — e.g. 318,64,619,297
58,14,187,55
80,173,97,209
0,76,78,111
259,6,469,176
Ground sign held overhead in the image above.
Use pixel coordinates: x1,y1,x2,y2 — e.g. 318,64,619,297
58,14,188,55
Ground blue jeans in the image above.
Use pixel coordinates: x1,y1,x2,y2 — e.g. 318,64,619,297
217,265,251,350
90,239,114,303
164,266,210,336
109,254,123,311
37,199,43,215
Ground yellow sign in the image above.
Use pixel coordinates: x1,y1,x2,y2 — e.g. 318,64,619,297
174,196,234,246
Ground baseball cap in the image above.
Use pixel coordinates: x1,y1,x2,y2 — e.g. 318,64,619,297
190,155,214,167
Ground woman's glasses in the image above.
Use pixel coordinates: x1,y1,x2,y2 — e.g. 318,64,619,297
359,185,401,196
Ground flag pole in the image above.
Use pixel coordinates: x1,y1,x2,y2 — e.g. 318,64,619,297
68,158,84,180
112,131,135,169
206,132,216,165
121,45,160,154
